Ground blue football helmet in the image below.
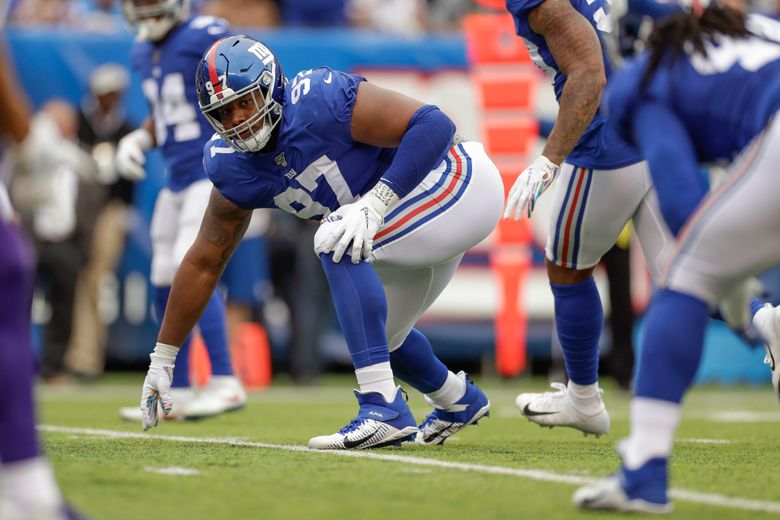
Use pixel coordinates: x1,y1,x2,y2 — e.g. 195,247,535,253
196,35,286,153
121,0,189,41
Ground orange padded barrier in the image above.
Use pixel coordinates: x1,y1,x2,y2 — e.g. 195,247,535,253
463,14,531,65
230,322,272,389
465,11,540,377
189,333,211,387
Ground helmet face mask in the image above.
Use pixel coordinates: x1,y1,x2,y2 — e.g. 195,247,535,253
197,37,285,153
121,0,189,41
203,86,281,153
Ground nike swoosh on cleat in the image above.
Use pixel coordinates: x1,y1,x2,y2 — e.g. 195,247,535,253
343,429,378,449
522,404,558,417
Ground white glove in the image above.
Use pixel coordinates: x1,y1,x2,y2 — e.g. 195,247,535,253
314,183,398,264
116,128,153,181
140,342,178,431
503,155,560,220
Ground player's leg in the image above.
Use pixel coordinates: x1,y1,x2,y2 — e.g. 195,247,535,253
376,260,490,446
175,179,245,416
0,221,64,519
308,140,502,449
372,141,503,444
308,254,418,450
576,120,780,513
517,162,651,434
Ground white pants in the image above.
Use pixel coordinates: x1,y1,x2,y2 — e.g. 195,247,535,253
150,179,213,287
662,117,780,304
370,141,503,349
545,160,673,277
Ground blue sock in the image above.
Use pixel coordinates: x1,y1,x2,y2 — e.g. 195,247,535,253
635,289,709,403
390,329,448,393
198,291,233,376
750,297,765,318
155,286,191,388
319,254,389,369
551,278,603,385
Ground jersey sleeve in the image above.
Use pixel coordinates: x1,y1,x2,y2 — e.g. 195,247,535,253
506,0,546,37
292,67,365,147
203,138,275,210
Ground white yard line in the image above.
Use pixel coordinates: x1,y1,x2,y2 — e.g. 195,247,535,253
677,438,734,444
144,466,201,476
40,425,780,514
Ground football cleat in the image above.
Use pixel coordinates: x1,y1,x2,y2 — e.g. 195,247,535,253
515,382,610,436
120,378,246,422
308,387,418,450
416,371,490,445
753,303,780,402
573,458,672,514
186,376,247,419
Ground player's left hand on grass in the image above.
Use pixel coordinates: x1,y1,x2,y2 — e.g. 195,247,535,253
314,183,398,264
140,343,179,431
503,155,560,220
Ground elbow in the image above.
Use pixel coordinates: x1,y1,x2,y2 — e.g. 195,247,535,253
569,67,606,99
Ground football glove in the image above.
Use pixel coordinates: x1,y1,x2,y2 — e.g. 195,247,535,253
116,128,153,181
503,155,560,220
140,342,178,431
314,183,399,264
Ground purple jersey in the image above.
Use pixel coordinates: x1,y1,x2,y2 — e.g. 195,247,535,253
131,15,229,191
204,67,398,219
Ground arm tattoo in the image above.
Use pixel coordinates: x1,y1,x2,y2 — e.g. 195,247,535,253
530,0,606,164
201,188,252,269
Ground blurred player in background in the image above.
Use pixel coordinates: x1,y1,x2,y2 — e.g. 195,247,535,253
503,0,673,436
115,0,246,421
0,19,85,518
574,7,780,512
137,35,503,449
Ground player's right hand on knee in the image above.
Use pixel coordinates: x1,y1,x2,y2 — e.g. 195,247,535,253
116,128,154,181
140,343,179,431
504,155,559,220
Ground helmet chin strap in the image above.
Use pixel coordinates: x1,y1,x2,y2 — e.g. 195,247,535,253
138,17,177,41
242,124,273,152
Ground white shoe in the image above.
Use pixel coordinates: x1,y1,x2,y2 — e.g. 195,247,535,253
573,475,672,514
119,387,194,422
753,303,780,402
186,376,247,419
309,387,418,450
515,382,610,436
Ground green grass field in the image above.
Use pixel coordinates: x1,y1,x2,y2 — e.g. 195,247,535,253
38,375,780,519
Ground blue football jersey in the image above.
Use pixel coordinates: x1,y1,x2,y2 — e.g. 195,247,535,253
131,15,229,191
605,14,780,163
204,68,397,219
506,0,641,169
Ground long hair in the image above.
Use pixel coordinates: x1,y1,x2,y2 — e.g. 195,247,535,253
641,5,751,88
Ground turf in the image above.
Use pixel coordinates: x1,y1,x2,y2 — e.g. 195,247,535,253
37,375,780,519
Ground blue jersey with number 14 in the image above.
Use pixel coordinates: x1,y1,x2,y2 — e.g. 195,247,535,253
507,0,641,169
204,67,399,219
131,15,229,191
